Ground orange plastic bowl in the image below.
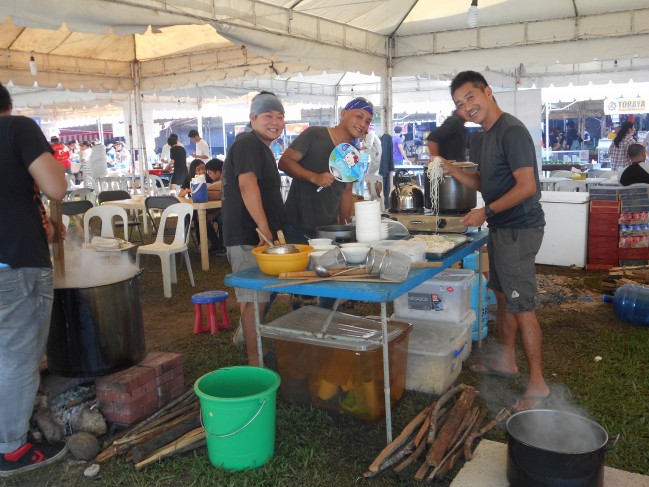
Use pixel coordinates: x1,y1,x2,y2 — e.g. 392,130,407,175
252,244,313,276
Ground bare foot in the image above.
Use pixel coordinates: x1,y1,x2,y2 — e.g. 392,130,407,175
470,363,519,379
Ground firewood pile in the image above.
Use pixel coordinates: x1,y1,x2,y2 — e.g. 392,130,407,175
364,384,503,482
95,389,205,470
602,265,649,294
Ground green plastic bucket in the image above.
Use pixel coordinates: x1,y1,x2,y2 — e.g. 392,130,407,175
194,366,281,471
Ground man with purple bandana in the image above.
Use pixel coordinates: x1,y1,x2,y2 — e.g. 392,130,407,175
279,97,374,244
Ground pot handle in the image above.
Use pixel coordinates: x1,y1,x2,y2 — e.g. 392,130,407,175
605,433,620,451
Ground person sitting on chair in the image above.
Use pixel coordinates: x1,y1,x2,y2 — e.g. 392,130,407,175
620,144,649,186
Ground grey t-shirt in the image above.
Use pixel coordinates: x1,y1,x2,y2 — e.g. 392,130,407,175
476,113,545,229
284,126,346,231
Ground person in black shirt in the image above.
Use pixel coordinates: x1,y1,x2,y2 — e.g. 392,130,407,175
620,144,649,186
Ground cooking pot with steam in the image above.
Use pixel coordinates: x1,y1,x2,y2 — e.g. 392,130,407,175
505,409,618,487
47,266,146,377
425,162,477,213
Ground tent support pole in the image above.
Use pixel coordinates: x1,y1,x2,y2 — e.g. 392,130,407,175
133,61,148,192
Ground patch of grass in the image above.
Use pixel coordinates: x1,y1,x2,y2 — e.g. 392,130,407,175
7,263,649,486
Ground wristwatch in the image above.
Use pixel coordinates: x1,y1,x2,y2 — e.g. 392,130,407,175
485,205,495,218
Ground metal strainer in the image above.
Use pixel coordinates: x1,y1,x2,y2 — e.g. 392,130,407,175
366,248,411,281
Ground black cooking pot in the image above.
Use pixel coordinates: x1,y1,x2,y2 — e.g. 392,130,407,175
315,224,356,243
505,409,618,487
47,266,146,377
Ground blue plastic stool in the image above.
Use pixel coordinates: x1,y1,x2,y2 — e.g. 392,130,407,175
192,291,231,335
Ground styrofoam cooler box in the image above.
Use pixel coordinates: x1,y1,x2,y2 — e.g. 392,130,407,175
393,269,474,323
402,312,474,395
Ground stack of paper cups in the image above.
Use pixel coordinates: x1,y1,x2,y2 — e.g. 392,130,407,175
354,200,381,243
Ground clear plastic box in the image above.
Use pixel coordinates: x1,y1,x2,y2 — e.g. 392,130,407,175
260,306,412,422
403,313,474,395
393,268,475,323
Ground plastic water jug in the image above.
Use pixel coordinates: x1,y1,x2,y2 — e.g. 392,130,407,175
602,284,649,326
191,175,208,203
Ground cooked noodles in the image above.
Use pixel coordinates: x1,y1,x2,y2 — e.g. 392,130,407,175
426,156,445,215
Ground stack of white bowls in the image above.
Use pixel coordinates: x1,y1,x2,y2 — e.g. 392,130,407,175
354,200,382,243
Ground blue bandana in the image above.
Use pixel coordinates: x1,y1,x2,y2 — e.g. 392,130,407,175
344,98,373,116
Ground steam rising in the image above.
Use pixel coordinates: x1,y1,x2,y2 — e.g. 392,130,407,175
52,235,139,289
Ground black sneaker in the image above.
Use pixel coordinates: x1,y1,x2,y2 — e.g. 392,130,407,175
0,441,68,478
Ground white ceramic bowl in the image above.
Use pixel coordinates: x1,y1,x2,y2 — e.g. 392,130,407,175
308,238,333,247
340,242,369,248
340,245,370,265
311,244,337,251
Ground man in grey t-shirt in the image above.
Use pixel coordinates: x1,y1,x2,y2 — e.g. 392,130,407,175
440,71,549,412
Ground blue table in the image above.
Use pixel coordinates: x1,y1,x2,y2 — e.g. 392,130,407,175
225,229,489,443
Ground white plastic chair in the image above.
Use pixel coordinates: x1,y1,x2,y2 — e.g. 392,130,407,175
135,203,195,298
83,205,129,243
96,176,129,192
554,180,587,192
148,175,169,195
67,188,97,205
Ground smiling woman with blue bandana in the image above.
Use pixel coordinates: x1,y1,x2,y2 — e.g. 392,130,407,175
279,97,374,244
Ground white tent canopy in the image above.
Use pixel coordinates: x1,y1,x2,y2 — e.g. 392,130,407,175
1,0,648,95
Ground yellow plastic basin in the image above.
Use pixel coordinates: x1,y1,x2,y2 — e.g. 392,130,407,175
252,244,313,276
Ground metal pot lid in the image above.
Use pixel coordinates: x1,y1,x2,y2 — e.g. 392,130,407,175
54,264,141,289
506,409,608,454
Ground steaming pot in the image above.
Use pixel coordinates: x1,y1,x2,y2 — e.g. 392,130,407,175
47,266,146,377
505,409,618,487
425,162,477,213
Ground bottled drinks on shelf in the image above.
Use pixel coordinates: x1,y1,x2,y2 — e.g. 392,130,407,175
602,284,649,326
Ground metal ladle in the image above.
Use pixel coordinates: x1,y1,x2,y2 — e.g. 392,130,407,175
314,264,366,277
256,228,300,255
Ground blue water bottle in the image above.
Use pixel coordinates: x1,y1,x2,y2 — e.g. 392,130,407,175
602,284,649,326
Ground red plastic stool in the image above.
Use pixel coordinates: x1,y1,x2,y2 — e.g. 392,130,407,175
192,291,231,335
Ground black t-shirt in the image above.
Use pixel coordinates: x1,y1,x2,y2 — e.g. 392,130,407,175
170,145,188,184
283,126,346,231
222,131,284,246
426,115,467,162
0,116,54,268
475,113,545,229
620,163,649,186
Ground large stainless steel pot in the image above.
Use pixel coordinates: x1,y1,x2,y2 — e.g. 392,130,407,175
47,266,146,377
315,224,356,243
389,169,425,213
506,409,618,487
425,162,477,213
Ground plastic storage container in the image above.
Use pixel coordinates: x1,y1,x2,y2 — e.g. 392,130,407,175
602,284,649,326
260,306,412,422
403,313,474,395
393,268,475,323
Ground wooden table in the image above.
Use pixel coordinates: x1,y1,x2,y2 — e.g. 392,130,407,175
107,195,221,271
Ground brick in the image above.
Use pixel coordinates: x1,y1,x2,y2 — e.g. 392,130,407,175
158,385,187,409
155,365,184,386
95,366,156,394
157,375,184,399
96,377,157,404
140,352,183,377
102,401,158,425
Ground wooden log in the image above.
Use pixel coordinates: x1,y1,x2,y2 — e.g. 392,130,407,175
367,405,432,473
134,427,205,470
427,387,477,466
447,406,479,452
427,384,470,444
129,415,201,463
413,453,431,481
461,408,489,461
393,431,428,474
114,403,199,445
428,407,481,481
463,409,508,461
413,408,433,448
